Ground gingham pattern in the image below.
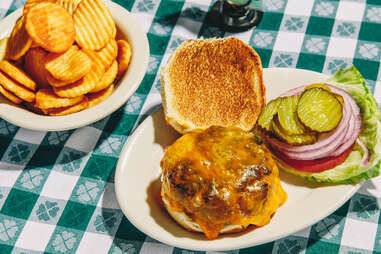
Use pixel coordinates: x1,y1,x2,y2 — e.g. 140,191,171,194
0,0,381,253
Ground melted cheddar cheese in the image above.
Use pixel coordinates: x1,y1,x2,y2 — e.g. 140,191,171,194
160,126,287,239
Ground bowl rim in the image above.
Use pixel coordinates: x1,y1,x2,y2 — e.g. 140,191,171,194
0,0,149,131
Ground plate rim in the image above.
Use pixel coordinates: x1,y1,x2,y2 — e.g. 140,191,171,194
115,67,362,251
0,0,149,131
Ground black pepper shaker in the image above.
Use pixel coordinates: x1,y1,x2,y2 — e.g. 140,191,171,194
209,0,263,32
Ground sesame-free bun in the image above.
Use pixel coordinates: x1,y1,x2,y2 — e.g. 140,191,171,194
162,195,247,235
160,38,265,133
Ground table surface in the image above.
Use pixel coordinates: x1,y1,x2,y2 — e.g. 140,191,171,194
1,0,381,253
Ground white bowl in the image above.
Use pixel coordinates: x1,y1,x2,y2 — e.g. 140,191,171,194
0,1,149,131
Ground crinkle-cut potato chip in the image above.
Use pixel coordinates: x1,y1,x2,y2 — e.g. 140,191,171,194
0,72,35,102
47,73,81,87
0,60,36,91
53,52,105,97
0,37,8,61
116,40,132,77
45,45,92,82
6,17,33,61
53,71,99,97
83,48,104,67
33,104,51,115
12,58,25,69
111,22,116,39
23,0,55,15
0,84,22,104
24,47,50,89
0,37,9,60
87,83,113,108
30,41,39,48
96,39,117,69
91,60,117,93
48,96,88,116
56,0,83,15
36,87,83,108
74,0,115,50
24,101,45,114
26,2,75,53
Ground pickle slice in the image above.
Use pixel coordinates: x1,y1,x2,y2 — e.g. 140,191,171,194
278,95,307,135
297,88,343,132
335,94,344,105
258,97,281,131
271,116,317,145
304,83,331,92
304,83,344,105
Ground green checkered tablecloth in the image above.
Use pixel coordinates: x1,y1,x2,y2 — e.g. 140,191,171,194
1,0,381,253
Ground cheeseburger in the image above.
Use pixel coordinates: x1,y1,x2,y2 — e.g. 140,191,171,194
160,126,287,239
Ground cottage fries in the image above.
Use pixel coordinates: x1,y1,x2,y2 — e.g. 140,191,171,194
0,0,132,116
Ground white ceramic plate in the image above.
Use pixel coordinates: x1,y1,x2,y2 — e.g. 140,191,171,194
0,1,149,131
115,68,361,251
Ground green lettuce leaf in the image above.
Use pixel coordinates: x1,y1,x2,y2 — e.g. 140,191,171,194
278,66,381,183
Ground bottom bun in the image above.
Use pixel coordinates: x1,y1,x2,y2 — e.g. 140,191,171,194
162,195,248,234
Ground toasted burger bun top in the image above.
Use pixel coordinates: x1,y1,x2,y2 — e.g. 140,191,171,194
161,38,265,133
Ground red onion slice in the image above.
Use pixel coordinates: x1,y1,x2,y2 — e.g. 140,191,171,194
266,122,350,160
328,85,362,157
331,114,361,157
329,85,360,115
279,85,305,97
